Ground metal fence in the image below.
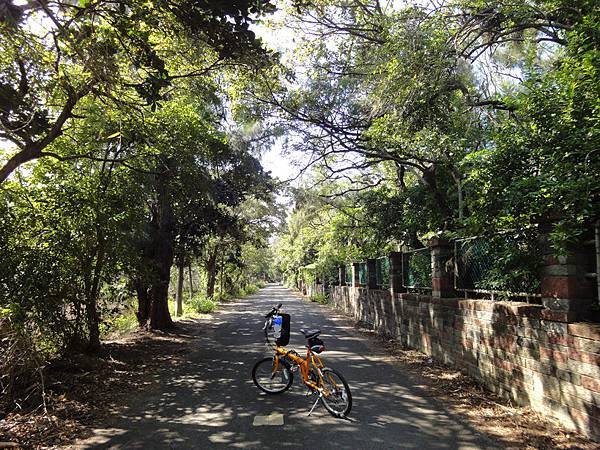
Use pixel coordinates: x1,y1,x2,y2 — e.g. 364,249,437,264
358,262,367,285
454,230,541,298
375,257,390,288
402,248,432,289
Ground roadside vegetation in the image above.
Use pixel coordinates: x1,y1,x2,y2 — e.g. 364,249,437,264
1,0,598,446
271,0,599,291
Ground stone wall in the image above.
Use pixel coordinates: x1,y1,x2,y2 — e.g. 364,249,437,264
329,285,600,441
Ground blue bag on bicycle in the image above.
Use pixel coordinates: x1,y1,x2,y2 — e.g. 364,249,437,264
274,313,290,346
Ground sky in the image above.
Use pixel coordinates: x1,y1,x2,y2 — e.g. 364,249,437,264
251,9,307,187
260,139,297,183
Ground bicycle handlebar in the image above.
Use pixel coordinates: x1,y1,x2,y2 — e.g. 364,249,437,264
262,303,283,343
264,303,282,319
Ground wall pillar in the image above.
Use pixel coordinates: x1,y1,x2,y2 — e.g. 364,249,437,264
367,258,377,289
351,262,360,287
390,252,405,296
429,238,454,298
338,265,346,286
539,226,595,320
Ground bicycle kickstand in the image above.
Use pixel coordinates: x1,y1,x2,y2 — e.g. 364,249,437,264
307,392,322,416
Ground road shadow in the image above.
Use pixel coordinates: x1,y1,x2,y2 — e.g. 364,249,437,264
73,284,501,450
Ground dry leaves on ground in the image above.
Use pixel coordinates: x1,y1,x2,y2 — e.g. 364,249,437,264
355,325,597,450
0,322,200,448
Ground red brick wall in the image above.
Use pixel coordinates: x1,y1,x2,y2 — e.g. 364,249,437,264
330,286,600,441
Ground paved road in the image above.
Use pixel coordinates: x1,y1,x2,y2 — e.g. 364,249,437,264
74,285,501,449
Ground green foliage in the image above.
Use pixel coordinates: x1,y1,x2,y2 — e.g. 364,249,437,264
104,310,139,337
186,296,218,314
0,0,279,182
240,284,260,296
310,293,329,305
405,250,432,289
0,1,282,414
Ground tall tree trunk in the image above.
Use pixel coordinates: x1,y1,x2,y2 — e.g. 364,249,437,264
176,259,184,317
205,249,218,299
188,264,194,299
135,279,151,327
219,253,224,296
148,164,175,330
86,241,105,352
451,169,464,220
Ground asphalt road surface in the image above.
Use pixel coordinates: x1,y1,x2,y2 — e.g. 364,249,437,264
74,284,501,450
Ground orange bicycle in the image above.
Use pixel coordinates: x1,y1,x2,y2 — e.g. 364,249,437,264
251,303,352,418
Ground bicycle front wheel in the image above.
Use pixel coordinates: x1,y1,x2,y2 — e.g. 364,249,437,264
252,357,293,395
320,367,352,417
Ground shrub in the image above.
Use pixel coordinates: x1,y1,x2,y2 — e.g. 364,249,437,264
187,296,217,314
243,284,259,295
0,318,51,410
212,292,231,303
310,293,328,305
106,311,138,336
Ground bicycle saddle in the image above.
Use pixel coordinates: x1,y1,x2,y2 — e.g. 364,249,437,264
300,328,321,339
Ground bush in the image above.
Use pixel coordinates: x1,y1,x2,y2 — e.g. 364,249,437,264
242,284,259,296
212,292,231,303
187,296,217,314
0,319,50,410
310,293,328,305
106,311,138,336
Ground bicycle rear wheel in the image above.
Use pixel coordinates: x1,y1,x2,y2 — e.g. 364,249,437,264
320,367,352,417
252,357,293,394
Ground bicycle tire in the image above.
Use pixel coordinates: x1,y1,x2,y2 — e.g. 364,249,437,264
252,357,293,395
319,367,352,417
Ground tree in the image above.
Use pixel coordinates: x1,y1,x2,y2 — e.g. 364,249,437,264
0,126,144,351
0,0,277,183
263,0,598,245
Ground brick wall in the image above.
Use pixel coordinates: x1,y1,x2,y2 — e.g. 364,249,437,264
329,285,600,441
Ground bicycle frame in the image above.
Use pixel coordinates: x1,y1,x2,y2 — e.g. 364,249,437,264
272,345,325,391
257,305,352,418
262,307,328,394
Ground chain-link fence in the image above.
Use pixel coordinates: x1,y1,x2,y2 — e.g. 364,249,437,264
402,248,432,289
454,230,541,297
375,257,390,288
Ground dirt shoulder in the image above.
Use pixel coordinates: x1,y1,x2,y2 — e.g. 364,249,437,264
354,325,597,450
0,320,204,449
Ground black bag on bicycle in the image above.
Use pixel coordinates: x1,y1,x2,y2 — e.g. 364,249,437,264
274,313,290,346
308,336,325,353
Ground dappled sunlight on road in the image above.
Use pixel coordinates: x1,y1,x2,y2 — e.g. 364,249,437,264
74,284,500,449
